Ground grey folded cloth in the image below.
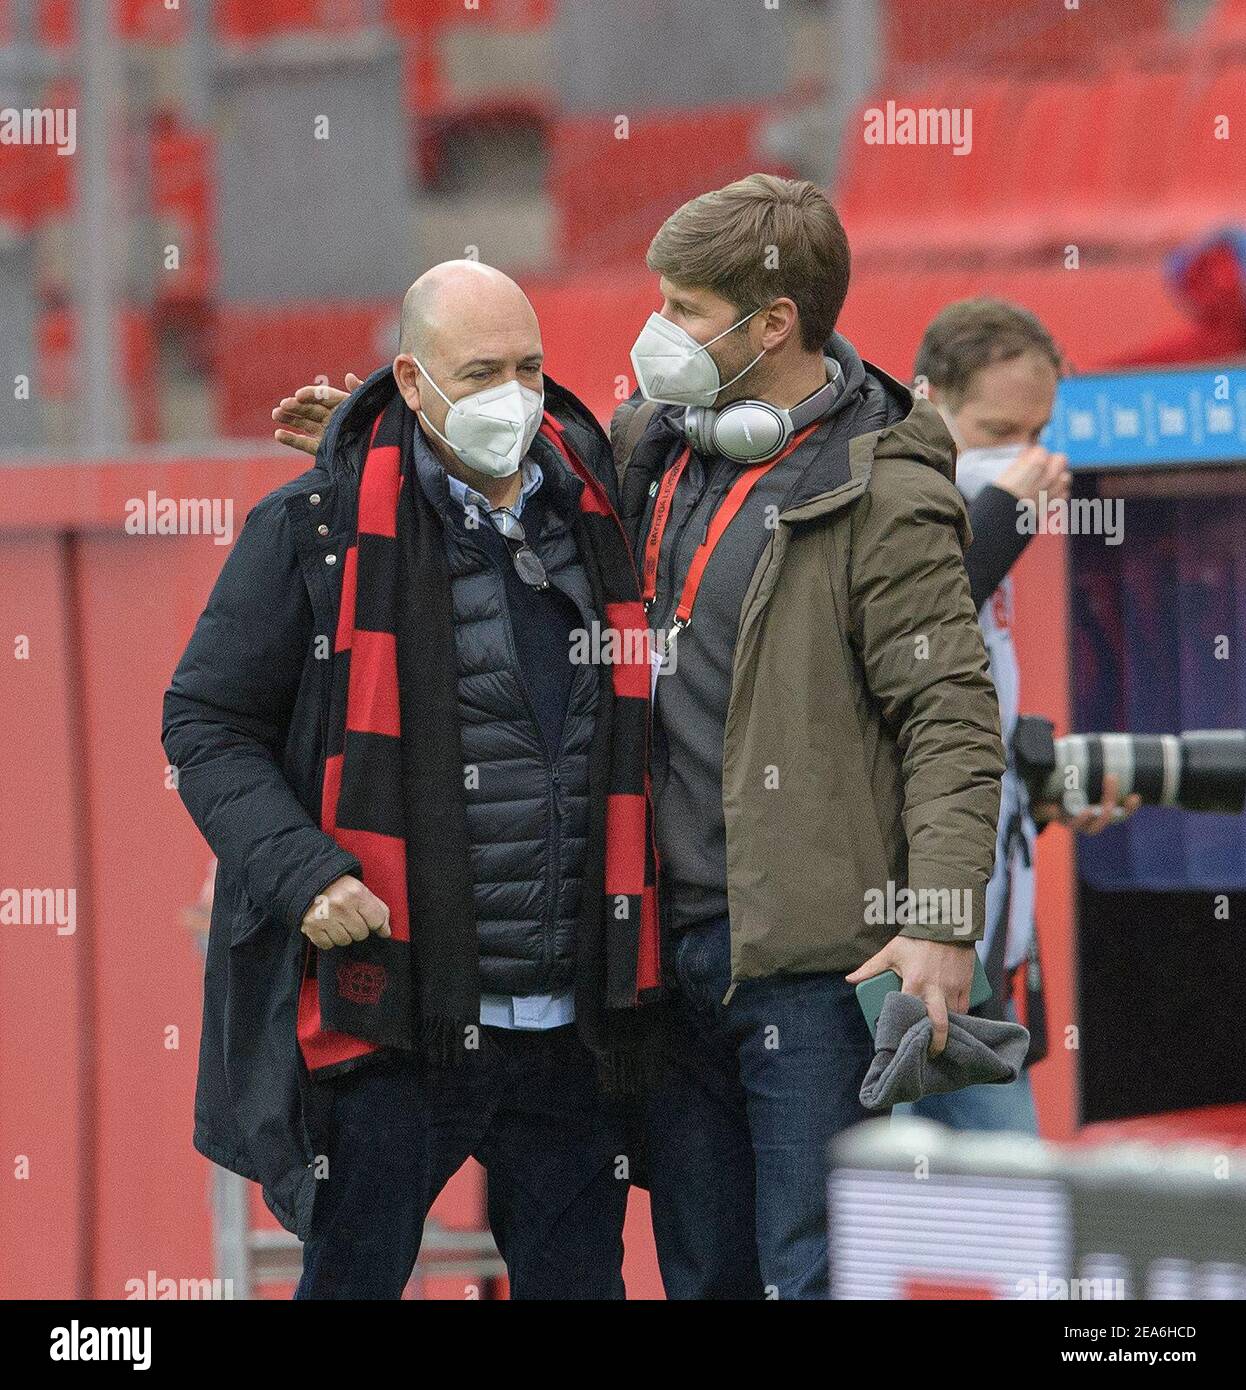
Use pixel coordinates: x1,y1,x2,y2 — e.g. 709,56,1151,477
859,991,1030,1111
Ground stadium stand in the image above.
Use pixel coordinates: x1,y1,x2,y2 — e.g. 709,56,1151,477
5,0,1241,443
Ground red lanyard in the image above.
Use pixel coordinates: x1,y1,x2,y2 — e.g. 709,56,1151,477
642,423,820,628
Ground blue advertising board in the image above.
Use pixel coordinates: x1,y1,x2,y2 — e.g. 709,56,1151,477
1049,367,1246,890
1044,366,1246,470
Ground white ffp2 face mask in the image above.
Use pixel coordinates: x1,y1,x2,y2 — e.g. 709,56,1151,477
412,356,544,479
629,308,765,407
953,442,1027,503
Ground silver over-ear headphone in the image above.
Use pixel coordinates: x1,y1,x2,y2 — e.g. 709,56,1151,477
682,361,844,463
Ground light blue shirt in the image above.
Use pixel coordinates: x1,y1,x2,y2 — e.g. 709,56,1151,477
445,458,544,527
444,457,575,1030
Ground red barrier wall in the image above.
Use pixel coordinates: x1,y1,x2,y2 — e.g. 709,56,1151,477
1,456,289,1300
0,451,665,1299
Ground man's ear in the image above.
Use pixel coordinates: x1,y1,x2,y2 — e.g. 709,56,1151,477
393,354,422,412
759,297,799,352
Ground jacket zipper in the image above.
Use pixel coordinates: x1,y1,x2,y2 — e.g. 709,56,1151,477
297,510,335,828
482,541,579,991
539,569,597,986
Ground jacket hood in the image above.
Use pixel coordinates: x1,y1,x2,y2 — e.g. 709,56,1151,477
772,332,959,521
831,331,957,485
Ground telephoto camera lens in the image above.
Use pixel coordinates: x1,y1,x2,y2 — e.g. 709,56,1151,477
1012,718,1246,815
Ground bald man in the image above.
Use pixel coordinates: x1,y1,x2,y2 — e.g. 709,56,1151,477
164,261,658,1299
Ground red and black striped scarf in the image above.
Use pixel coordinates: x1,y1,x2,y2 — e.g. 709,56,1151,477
298,392,660,1081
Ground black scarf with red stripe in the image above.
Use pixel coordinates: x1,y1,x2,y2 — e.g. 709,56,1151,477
298,391,660,1082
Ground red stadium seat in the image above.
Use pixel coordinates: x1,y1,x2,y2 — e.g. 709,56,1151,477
213,301,399,440
1006,64,1191,253
900,77,1028,257
989,78,1101,254
549,107,785,272
117,0,184,43
835,80,964,261
883,0,1166,71
836,51,1240,264
35,0,71,46
151,124,217,309
836,260,1187,380
0,143,49,236
1082,65,1189,247
214,1,349,43
38,0,185,44
0,76,76,234
1162,59,1246,240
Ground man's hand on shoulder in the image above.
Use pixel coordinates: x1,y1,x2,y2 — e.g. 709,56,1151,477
300,873,391,949
272,373,362,457
847,935,976,1058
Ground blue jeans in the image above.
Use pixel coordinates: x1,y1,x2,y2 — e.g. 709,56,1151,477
893,1001,1039,1134
294,1026,629,1299
644,915,877,1300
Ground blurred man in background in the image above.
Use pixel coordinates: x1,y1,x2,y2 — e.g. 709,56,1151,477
165,260,658,1299
897,297,1141,1135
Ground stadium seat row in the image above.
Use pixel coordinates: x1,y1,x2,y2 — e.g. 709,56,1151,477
837,58,1246,263
1,0,552,47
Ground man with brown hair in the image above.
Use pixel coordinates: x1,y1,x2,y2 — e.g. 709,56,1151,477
616,174,1003,1299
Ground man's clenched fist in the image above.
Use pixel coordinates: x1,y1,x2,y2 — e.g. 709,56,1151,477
300,874,391,949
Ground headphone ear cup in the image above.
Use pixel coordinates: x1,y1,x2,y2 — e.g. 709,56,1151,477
683,402,794,462
683,407,713,455
711,402,790,463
